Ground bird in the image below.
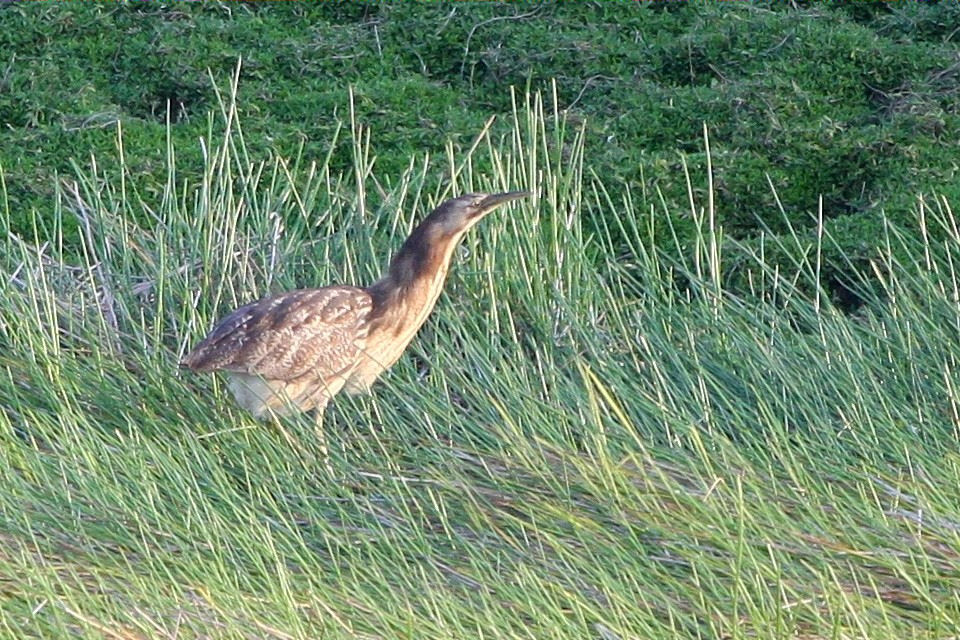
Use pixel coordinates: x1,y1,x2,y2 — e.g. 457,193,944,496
181,191,529,422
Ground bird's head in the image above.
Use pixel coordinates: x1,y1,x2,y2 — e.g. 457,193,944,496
378,190,530,294
425,191,529,238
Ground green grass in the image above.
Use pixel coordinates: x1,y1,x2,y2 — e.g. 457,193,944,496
3,1,960,308
2,80,960,638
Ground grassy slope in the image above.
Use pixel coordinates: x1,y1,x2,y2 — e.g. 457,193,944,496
2,80,960,638
1,2,960,639
2,1,960,296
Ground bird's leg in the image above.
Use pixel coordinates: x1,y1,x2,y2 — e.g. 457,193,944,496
313,400,335,478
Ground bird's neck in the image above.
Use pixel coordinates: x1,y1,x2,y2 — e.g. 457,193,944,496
367,224,466,322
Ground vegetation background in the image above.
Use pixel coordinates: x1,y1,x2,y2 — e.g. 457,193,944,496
3,1,960,300
2,2,960,638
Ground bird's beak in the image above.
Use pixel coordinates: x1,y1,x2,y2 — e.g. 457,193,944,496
477,190,530,212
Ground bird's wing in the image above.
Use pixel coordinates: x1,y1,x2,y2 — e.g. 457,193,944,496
182,286,373,382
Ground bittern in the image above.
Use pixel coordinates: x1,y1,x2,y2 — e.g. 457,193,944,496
181,191,528,420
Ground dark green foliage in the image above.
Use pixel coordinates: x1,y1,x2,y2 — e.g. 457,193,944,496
1,1,958,306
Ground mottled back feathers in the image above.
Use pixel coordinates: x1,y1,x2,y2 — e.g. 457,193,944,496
181,287,373,383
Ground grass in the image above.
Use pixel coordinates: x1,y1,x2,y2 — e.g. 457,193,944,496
2,75,960,638
3,1,960,308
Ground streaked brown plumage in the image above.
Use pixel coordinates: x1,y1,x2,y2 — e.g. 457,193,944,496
181,191,528,420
